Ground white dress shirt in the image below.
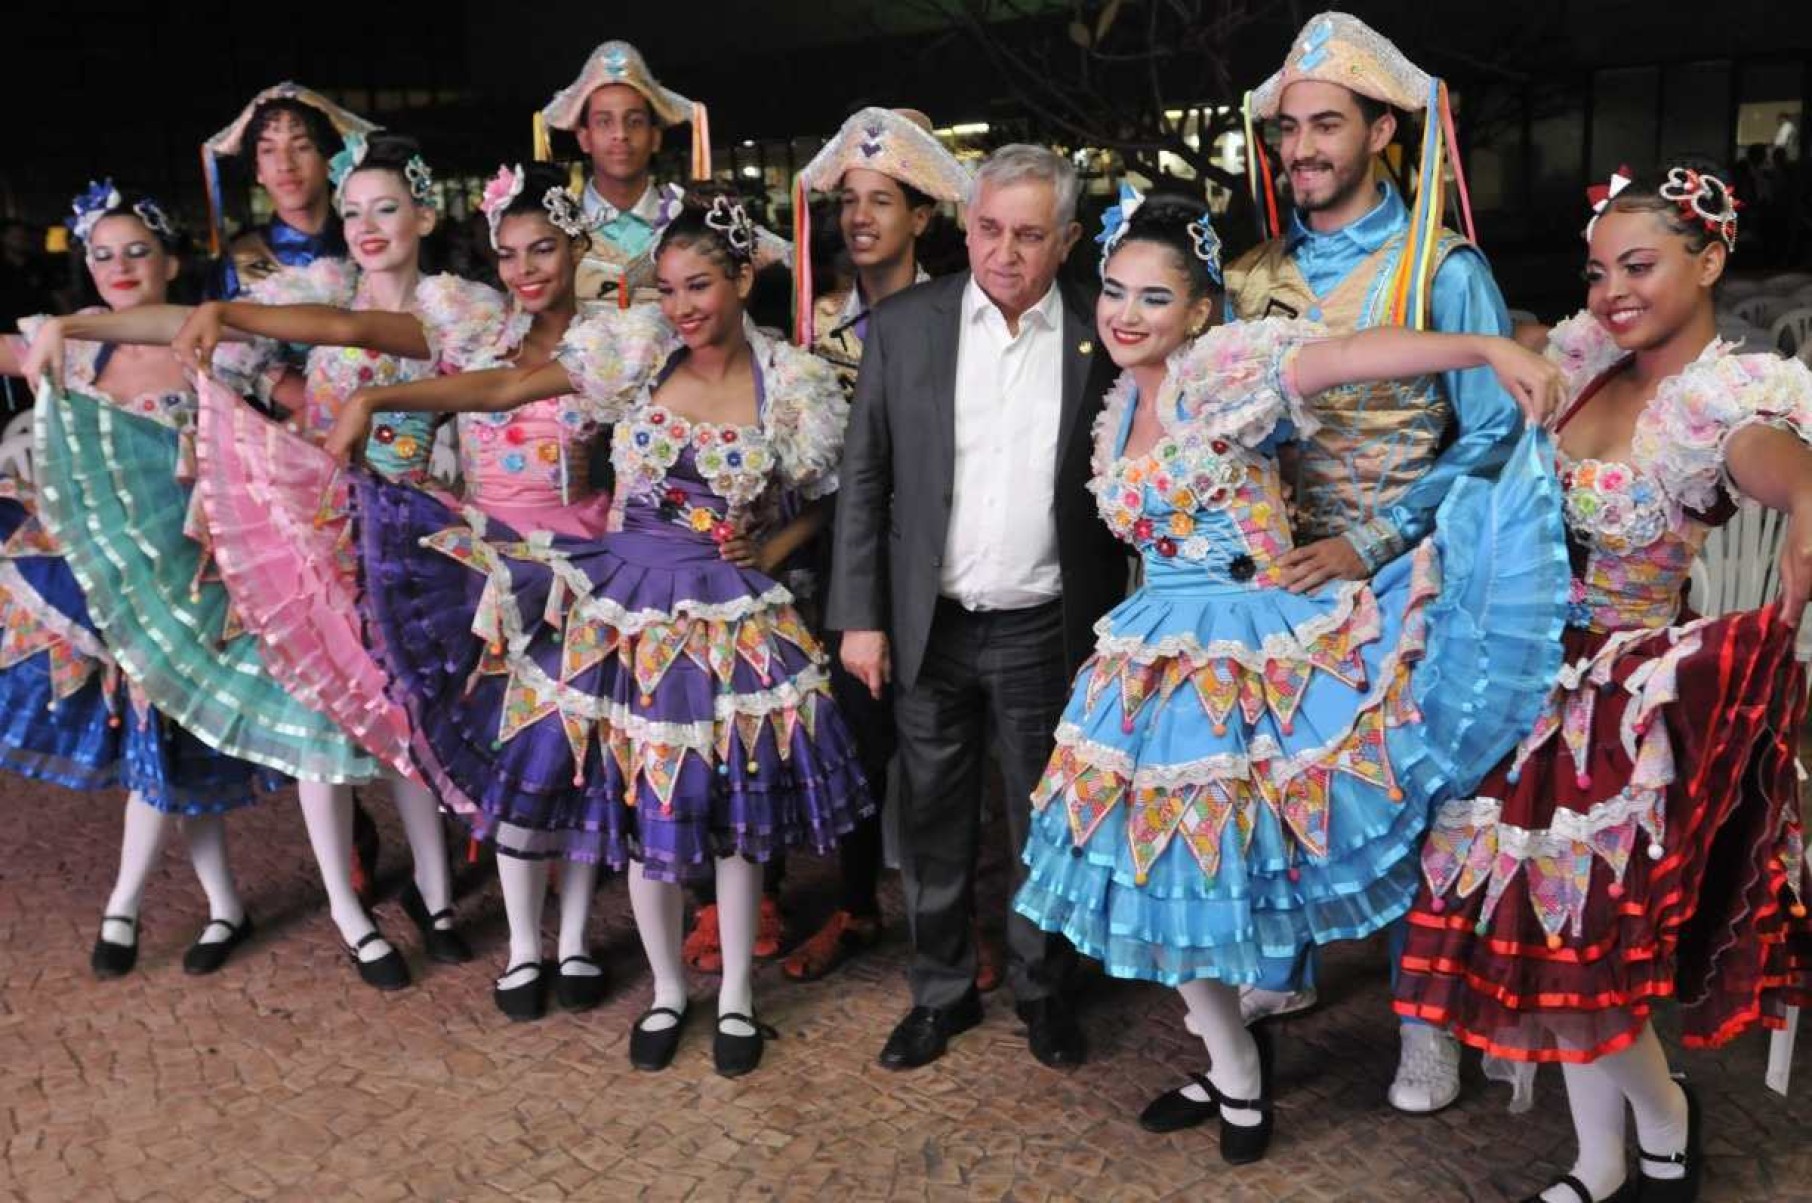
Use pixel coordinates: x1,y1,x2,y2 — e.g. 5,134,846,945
940,277,1065,610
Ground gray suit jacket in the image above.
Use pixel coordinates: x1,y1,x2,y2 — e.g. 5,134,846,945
825,272,1126,692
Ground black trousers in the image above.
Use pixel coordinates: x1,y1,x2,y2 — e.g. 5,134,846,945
894,597,1076,1008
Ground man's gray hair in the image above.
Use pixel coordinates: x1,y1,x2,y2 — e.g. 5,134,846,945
972,144,1081,227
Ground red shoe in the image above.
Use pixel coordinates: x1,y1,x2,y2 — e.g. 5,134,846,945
684,904,723,973
781,909,881,982
975,920,1004,994
754,895,784,959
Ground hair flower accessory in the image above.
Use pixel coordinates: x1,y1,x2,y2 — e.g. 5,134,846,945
68,179,123,244
328,131,369,190
1657,166,1740,251
704,196,756,262
480,164,526,248
1095,182,1145,271
1583,165,1634,242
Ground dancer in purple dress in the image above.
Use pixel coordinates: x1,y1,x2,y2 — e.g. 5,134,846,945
327,194,871,1076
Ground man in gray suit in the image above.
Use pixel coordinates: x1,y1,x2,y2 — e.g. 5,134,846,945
827,145,1125,1071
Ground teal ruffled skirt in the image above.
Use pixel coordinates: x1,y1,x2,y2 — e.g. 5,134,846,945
33,385,375,782
1014,428,1569,985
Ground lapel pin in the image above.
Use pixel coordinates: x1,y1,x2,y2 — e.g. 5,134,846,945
1078,340,1093,355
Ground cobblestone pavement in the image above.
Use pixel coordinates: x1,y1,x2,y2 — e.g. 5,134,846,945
3,776,1809,1202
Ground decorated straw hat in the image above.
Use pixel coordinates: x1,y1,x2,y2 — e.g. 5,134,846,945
1241,11,1479,331
536,40,711,180
792,107,970,345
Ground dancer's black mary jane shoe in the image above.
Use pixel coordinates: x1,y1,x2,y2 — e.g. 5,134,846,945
345,925,411,991
628,1005,688,1071
91,914,139,979
713,1012,777,1078
493,961,547,1021
1518,1174,1636,1202
1635,1076,1701,1203
183,915,255,976
1216,1020,1275,1166
555,954,608,1011
1138,1072,1219,1133
399,882,473,965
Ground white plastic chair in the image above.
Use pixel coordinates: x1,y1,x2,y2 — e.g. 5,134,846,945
428,422,460,487
1769,306,1812,357
1688,504,1807,1096
0,409,33,485
1716,318,1765,349
1721,277,1764,300
1731,295,1786,330
1767,271,1812,294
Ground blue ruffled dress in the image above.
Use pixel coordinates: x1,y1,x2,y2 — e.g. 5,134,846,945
1013,318,1569,985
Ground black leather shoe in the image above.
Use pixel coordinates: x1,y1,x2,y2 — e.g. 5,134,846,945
91,914,139,979
345,926,411,991
713,1012,778,1078
1217,1020,1275,1166
1139,1072,1219,1133
629,1005,687,1071
1017,995,1087,1069
1518,1174,1635,1202
878,989,984,1070
399,882,474,965
1635,1076,1701,1202
494,961,547,1021
555,954,608,1011
183,915,255,976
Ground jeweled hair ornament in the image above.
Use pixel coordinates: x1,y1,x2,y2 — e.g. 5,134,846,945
541,186,588,242
1657,166,1741,251
704,197,757,262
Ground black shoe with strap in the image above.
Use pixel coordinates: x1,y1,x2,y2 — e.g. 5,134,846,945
1519,1174,1636,1202
493,961,547,1021
183,915,255,976
345,925,410,991
1216,1020,1275,1166
399,882,473,965
1635,1076,1701,1202
555,954,608,1011
714,1012,779,1078
1138,1072,1219,1133
629,1005,688,1071
878,988,984,1070
91,914,139,979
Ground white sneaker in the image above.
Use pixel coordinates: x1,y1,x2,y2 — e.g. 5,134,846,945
1237,985,1319,1024
1389,1023,1461,1114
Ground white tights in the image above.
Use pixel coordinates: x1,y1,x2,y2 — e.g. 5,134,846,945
1176,979,1264,1127
495,856,600,988
1543,1023,1689,1202
628,856,763,1035
101,791,243,946
296,777,458,962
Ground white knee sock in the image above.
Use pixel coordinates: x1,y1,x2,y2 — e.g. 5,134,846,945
1551,1060,1629,1201
495,855,549,987
556,860,600,971
180,812,245,942
102,791,169,942
627,865,686,1029
714,856,763,1035
1178,979,1263,1127
389,775,453,919
296,779,387,959
1592,1024,1689,1182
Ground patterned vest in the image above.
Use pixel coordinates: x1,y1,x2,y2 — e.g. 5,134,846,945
1224,229,1467,543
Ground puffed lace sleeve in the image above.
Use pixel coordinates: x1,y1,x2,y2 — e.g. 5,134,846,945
17,311,103,391
411,274,509,372
244,256,360,309
1544,309,1628,406
1170,316,1325,448
1633,349,1812,511
553,305,675,424
761,337,848,499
